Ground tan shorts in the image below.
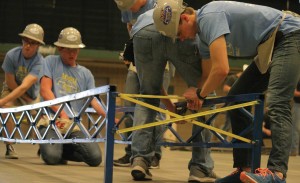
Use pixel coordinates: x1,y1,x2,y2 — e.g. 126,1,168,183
1,85,40,107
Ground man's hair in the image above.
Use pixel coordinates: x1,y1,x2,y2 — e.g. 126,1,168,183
183,7,195,15
179,7,195,24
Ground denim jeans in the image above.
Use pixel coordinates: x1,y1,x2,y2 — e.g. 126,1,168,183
132,24,214,172
221,112,232,139
228,29,300,177
38,126,102,167
123,68,170,159
291,102,300,154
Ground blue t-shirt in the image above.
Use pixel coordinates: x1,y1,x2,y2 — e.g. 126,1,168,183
130,9,155,37
197,1,300,59
2,46,43,99
120,0,155,24
43,55,95,117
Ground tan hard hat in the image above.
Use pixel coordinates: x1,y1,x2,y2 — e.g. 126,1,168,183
114,0,137,11
19,23,45,45
153,0,186,41
54,27,85,48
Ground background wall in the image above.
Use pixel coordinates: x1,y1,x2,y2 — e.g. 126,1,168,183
0,0,298,140
0,0,128,50
0,0,299,99
0,0,298,51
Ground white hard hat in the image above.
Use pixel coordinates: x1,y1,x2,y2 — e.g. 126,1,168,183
114,0,137,11
153,0,186,40
19,23,45,45
54,27,85,48
243,64,249,71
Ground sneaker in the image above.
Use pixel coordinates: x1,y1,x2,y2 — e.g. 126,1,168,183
131,157,152,181
240,168,286,183
150,155,160,169
289,150,298,156
113,154,131,167
188,166,219,182
215,168,242,183
5,144,18,159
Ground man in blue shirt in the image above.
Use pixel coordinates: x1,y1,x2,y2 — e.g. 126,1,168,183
153,0,300,183
130,9,218,182
37,27,104,166
113,0,172,168
1,23,45,159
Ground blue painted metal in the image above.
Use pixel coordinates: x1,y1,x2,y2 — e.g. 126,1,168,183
0,85,265,182
104,85,117,183
154,93,265,173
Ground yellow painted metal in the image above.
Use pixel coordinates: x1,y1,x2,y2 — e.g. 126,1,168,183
118,94,259,143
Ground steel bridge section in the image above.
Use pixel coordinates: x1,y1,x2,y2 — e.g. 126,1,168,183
0,85,264,183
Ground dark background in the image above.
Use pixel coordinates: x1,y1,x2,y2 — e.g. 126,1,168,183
0,0,299,51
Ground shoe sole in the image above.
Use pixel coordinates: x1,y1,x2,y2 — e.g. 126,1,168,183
149,165,159,169
113,162,130,167
188,175,216,183
240,172,257,183
131,166,152,180
5,156,19,159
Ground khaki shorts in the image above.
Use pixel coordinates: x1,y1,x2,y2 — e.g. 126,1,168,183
1,85,40,107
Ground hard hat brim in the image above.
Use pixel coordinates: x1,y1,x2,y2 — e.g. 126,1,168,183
54,41,85,49
19,33,45,45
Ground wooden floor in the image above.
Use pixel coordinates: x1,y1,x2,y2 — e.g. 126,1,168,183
0,143,299,183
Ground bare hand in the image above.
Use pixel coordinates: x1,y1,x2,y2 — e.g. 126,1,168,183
183,87,204,110
114,118,120,124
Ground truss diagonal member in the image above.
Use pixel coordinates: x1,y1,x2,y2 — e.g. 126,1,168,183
91,118,106,138
25,126,39,140
95,97,107,113
41,122,64,141
74,118,92,139
0,113,10,138
64,102,75,118
32,126,43,140
10,112,26,139
86,113,99,131
77,96,94,116
52,103,66,119
118,94,258,143
51,123,64,140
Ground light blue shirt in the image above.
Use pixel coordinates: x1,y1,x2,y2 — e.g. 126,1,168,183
197,1,300,59
120,0,155,24
2,46,43,99
130,9,155,37
43,55,95,117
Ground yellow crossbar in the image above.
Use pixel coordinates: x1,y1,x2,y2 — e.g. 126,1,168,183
118,94,259,143
120,93,218,100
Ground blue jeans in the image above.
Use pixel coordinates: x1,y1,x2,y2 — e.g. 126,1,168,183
291,102,300,154
221,112,232,139
123,68,170,159
228,29,300,177
132,24,214,172
38,126,102,166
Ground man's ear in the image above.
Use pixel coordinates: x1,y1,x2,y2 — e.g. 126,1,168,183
180,14,189,23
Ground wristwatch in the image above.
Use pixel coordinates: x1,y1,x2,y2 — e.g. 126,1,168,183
196,88,206,101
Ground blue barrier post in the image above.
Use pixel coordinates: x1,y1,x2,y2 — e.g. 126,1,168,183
104,85,117,183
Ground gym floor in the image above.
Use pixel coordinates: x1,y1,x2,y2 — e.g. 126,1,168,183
0,143,299,183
